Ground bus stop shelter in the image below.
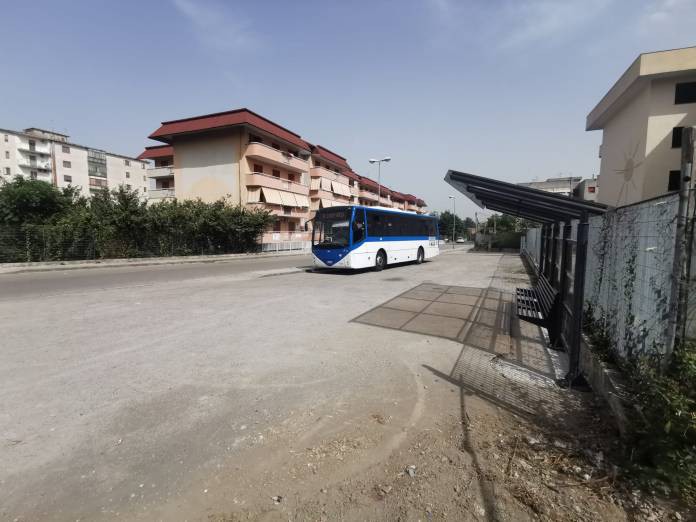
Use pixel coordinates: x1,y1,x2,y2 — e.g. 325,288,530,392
444,170,608,385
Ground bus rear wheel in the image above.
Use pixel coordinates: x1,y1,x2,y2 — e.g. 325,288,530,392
374,250,387,271
416,247,424,264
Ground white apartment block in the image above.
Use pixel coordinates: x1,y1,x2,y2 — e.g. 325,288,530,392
0,127,148,198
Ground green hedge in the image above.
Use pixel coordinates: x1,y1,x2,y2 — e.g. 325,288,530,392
0,180,274,262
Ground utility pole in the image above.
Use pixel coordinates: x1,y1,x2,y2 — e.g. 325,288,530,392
452,199,456,248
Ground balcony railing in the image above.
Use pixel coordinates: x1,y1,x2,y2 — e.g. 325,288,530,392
149,188,176,199
248,202,309,217
309,166,350,185
18,161,51,171
18,145,50,155
147,166,174,178
246,142,308,173
246,172,309,195
359,189,378,202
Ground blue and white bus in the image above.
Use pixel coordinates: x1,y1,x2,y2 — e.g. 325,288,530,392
312,205,439,270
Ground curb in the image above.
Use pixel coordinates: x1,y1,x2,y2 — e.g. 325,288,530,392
0,250,311,275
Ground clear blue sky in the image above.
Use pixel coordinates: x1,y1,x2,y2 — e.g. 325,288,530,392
2,0,695,216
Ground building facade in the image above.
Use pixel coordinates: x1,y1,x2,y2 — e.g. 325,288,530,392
587,46,696,206
139,108,427,244
0,127,147,197
517,176,583,197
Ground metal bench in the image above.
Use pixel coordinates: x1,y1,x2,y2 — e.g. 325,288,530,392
515,274,558,330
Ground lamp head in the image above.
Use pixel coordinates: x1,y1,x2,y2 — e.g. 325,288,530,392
368,159,377,164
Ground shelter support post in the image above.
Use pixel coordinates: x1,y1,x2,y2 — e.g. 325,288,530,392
563,212,589,386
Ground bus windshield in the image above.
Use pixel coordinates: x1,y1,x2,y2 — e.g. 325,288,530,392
313,208,351,249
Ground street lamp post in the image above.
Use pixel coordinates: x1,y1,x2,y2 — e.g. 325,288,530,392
369,156,391,204
453,201,456,244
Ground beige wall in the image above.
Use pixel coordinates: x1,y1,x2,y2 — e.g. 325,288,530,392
642,74,696,198
173,132,241,203
596,74,696,206
596,84,650,206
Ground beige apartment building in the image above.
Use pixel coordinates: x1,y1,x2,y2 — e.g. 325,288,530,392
0,127,148,198
139,108,427,243
587,46,696,206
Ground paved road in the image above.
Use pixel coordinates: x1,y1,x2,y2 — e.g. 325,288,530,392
0,254,313,300
0,246,497,520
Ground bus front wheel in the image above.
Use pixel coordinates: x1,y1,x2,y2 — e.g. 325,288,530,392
374,250,387,271
416,247,424,264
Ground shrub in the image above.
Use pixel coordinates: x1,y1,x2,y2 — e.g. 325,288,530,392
0,181,274,262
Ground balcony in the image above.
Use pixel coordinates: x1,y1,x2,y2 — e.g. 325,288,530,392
309,166,350,185
147,166,174,178
379,197,392,207
245,142,308,173
359,189,378,202
248,202,309,218
149,188,176,199
18,161,51,171
246,172,309,195
18,145,50,156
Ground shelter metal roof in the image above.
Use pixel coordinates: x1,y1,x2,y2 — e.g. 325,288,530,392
444,170,608,224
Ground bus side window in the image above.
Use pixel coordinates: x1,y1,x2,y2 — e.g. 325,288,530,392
353,210,365,243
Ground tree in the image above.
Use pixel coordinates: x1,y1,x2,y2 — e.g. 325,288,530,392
0,177,82,225
438,211,475,240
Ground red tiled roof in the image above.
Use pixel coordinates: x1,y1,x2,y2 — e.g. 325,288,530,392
390,191,406,202
403,194,418,203
358,176,379,191
148,108,311,151
137,145,174,160
380,188,393,197
344,170,360,182
311,144,352,171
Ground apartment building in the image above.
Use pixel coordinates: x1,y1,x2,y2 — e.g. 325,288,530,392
0,127,147,197
517,176,583,197
587,46,696,206
139,108,427,243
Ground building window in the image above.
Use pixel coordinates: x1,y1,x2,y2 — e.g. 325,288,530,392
287,173,295,182
669,170,681,191
143,175,146,181
675,82,696,104
4,167,10,175
63,160,71,168
273,220,281,232
141,163,145,169
3,134,7,142
4,151,8,159
30,171,38,180
126,171,130,178
124,159,130,166
272,169,280,178
28,140,36,151
315,160,321,167
64,175,72,183
672,127,684,149
126,184,132,189
588,186,596,193
143,187,147,192
253,163,263,173
62,145,70,154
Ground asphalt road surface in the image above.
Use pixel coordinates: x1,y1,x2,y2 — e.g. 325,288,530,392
0,246,496,520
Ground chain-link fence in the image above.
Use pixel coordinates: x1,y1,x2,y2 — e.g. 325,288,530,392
584,194,679,360
521,193,683,361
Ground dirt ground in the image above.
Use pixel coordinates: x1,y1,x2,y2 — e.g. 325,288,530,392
197,370,691,522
